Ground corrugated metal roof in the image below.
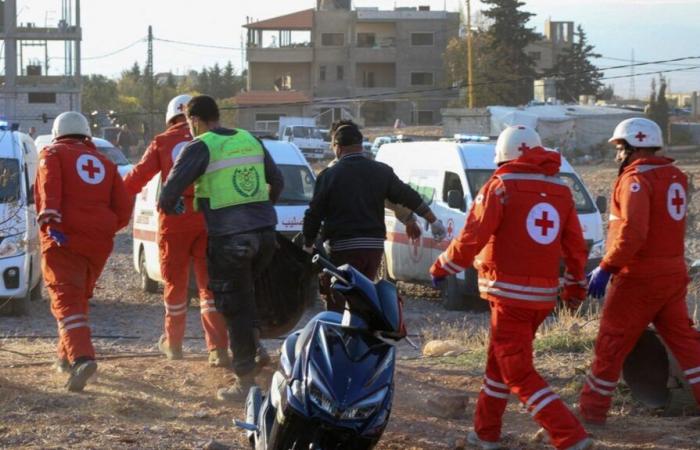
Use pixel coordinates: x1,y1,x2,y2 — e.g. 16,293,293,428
244,9,313,30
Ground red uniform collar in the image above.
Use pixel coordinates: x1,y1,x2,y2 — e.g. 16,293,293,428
167,121,189,132
53,136,98,150
495,147,561,177
623,156,675,175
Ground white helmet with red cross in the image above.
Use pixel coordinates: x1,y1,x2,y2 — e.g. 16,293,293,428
609,117,663,148
494,125,542,164
52,111,92,139
166,94,192,125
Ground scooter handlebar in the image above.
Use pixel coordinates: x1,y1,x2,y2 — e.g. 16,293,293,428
312,254,351,286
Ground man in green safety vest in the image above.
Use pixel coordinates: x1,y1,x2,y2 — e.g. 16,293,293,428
159,95,284,402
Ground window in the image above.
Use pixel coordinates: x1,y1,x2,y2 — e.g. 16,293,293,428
411,32,434,46
529,51,542,61
319,65,326,81
410,72,433,86
363,71,375,88
321,33,344,46
337,65,344,81
357,33,376,48
0,158,20,202
274,74,292,90
277,165,315,205
416,110,434,125
28,92,56,104
442,171,464,201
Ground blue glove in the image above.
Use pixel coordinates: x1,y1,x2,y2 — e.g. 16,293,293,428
174,197,186,215
431,275,446,289
48,228,67,246
587,267,612,299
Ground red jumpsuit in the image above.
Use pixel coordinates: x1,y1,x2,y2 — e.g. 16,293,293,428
124,122,227,351
580,156,700,423
431,148,589,450
35,137,132,363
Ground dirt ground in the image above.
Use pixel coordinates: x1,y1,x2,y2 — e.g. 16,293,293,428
2,153,700,449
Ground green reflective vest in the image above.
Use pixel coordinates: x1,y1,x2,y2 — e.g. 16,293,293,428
194,129,269,210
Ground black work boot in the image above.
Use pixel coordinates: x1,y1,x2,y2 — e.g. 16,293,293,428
65,358,97,392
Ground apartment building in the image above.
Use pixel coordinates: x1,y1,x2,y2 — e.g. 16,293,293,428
0,0,82,135
236,1,460,130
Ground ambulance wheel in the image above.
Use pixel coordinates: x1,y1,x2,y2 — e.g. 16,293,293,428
140,249,158,294
442,272,485,311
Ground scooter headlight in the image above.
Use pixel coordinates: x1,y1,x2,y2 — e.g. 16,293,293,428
0,233,26,259
340,387,389,420
588,240,605,260
309,383,339,417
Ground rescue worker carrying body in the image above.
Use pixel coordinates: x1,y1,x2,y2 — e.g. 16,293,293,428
430,125,593,450
158,95,284,402
36,111,132,391
302,120,447,312
580,117,700,424
123,95,229,367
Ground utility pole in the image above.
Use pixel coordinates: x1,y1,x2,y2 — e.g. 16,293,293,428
466,0,475,108
146,25,154,141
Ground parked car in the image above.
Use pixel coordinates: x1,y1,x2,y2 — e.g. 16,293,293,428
375,139,606,310
132,140,316,292
34,135,134,178
0,128,43,315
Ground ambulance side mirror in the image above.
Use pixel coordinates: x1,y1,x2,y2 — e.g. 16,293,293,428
596,196,607,214
447,190,465,211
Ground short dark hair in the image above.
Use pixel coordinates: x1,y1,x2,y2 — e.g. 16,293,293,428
187,95,219,123
331,119,363,147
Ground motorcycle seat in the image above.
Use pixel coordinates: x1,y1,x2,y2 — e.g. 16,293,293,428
294,311,343,358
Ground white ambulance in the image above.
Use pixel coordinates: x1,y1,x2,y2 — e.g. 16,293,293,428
375,138,606,310
0,127,43,315
132,140,315,292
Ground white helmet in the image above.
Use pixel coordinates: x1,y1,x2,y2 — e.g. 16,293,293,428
52,111,91,139
166,94,192,125
609,117,663,148
494,125,542,164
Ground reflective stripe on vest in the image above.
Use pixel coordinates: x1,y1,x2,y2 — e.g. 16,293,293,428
497,173,568,186
478,278,559,302
194,130,269,210
635,163,674,173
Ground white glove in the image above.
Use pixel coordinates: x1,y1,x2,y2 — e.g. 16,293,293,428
430,219,447,242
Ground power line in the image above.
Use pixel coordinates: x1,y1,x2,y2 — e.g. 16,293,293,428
153,37,243,51
52,37,146,61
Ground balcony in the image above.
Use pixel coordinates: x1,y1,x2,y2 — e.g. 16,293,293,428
247,45,313,64
2,25,81,40
353,46,397,63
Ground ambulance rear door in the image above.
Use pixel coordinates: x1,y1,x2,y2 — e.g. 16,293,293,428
132,174,162,283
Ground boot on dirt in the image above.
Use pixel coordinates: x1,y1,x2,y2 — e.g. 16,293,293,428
157,334,183,360
65,358,97,392
565,437,595,450
208,348,231,368
254,328,271,368
53,358,71,374
467,431,505,450
216,372,257,403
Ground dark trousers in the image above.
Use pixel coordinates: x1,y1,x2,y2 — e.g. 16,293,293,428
207,229,276,376
321,248,384,313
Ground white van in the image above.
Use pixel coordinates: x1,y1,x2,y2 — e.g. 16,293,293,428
376,140,606,310
0,129,43,315
132,140,316,292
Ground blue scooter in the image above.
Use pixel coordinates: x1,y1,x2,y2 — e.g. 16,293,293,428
236,254,407,450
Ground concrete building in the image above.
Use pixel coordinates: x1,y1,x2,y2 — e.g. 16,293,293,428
526,19,575,74
236,1,460,131
0,0,82,135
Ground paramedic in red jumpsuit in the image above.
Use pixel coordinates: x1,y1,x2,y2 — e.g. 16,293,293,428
430,125,592,450
123,94,229,366
36,111,132,391
580,117,700,424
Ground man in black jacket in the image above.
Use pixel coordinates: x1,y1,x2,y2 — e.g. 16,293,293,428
303,120,445,311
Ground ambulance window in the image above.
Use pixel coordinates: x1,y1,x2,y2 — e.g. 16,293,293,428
0,158,21,203
465,169,494,197
442,171,464,203
558,174,596,214
277,164,314,205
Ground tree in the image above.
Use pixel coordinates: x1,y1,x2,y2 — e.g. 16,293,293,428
474,0,538,106
548,25,603,102
597,84,616,102
81,75,118,115
647,76,669,143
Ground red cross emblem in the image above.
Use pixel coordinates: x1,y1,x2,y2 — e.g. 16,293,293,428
672,189,684,214
519,142,530,153
82,159,101,179
635,131,647,142
534,211,555,236
177,103,186,112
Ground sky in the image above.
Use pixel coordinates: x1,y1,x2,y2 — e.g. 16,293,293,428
15,0,700,99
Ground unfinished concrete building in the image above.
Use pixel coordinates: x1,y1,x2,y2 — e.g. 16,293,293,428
526,19,575,75
0,0,81,135
237,1,460,131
